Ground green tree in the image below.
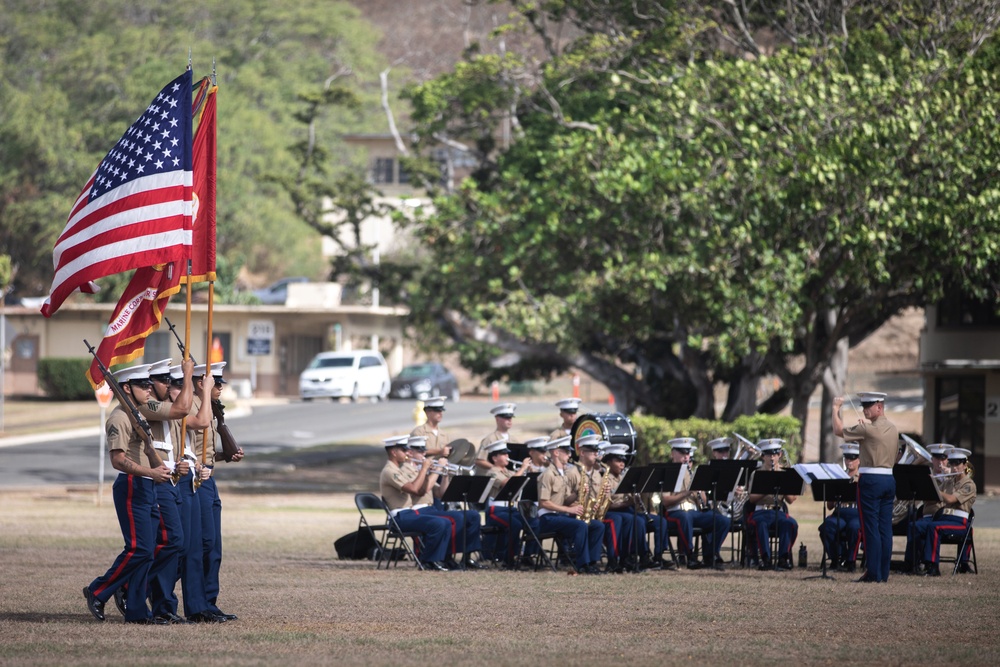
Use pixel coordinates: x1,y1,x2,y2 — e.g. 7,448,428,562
399,1,1000,455
0,0,388,300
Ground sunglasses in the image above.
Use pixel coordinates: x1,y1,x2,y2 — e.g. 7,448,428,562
932,454,948,460
497,414,514,419
843,454,859,461
130,380,154,389
560,409,577,414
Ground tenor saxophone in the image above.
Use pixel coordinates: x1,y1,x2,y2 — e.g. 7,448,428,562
580,462,614,523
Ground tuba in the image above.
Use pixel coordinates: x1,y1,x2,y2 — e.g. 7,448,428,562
733,433,762,461
892,434,932,524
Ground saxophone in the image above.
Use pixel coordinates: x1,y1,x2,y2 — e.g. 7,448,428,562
580,462,614,523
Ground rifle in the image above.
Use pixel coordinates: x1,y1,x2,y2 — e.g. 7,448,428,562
84,339,163,467
164,317,241,462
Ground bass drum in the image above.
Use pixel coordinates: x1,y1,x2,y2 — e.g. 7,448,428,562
571,412,637,460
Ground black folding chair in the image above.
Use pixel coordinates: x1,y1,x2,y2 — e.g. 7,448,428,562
353,492,389,564
938,510,978,575
379,497,424,570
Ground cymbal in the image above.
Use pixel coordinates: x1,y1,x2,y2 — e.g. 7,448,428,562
447,438,477,466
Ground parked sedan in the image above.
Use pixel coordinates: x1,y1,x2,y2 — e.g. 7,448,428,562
389,362,460,401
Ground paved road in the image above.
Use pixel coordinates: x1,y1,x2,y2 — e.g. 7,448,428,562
0,399,559,488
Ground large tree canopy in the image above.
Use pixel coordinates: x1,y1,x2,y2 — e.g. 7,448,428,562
399,0,1000,450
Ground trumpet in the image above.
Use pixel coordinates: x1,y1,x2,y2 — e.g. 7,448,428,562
509,461,524,470
428,462,476,476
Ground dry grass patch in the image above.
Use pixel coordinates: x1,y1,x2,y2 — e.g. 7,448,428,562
1,488,997,666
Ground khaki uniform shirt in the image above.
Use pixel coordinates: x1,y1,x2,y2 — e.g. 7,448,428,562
187,396,219,464
844,415,898,469
549,426,570,440
410,422,450,452
947,475,977,514
138,399,175,468
538,463,582,508
407,460,438,506
107,404,154,470
487,467,516,500
380,460,417,511
478,430,510,461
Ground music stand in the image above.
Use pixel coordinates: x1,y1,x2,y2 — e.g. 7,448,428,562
493,476,530,567
515,473,554,571
692,462,744,569
804,478,856,581
616,466,649,572
748,470,803,570
894,464,942,561
642,464,685,565
440,475,494,570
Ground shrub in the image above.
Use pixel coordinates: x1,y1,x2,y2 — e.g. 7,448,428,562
36,358,95,400
632,413,803,464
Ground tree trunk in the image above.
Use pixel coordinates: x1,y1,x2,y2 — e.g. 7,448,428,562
721,352,763,421
820,334,850,463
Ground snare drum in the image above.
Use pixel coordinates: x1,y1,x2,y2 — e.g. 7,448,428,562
571,412,636,457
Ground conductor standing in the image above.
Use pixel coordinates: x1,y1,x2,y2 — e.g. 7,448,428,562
833,391,898,583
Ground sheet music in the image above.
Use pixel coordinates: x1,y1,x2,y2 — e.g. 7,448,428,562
792,463,850,483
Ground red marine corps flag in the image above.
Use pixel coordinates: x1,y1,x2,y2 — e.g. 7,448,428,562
84,262,182,388
40,70,194,317
183,80,218,284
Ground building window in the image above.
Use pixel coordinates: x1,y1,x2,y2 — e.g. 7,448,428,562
934,375,984,488
937,288,1000,328
372,158,394,184
143,332,171,365
397,161,410,184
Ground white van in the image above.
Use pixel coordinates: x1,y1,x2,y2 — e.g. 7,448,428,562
299,350,391,402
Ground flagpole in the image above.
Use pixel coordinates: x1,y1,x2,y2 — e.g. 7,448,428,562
202,278,215,470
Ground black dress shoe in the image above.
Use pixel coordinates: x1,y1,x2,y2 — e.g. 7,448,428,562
757,559,772,571
922,563,941,577
424,561,450,572
155,612,192,625
444,558,462,570
83,586,105,622
777,556,793,571
856,573,877,583
213,610,239,621
113,586,127,617
126,616,169,625
463,558,489,570
188,611,227,623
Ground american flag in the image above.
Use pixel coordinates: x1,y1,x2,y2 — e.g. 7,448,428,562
41,70,193,317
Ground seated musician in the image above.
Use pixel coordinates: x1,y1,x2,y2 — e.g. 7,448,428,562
746,439,798,570
819,443,861,572
525,437,551,473
902,443,952,572
378,436,453,572
482,439,535,567
601,443,653,572
537,436,605,575
709,437,732,460
661,438,732,569
909,447,976,576
406,436,486,570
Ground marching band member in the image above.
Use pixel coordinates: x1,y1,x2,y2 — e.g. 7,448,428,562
187,363,244,621
379,436,452,571
549,398,581,440
476,403,517,471
406,436,486,570
483,439,534,566
819,443,861,572
833,391,898,583
746,439,798,570
537,437,605,574
601,443,649,572
902,443,952,572
661,438,731,568
525,437,551,473
409,396,452,458
909,447,976,576
709,437,732,460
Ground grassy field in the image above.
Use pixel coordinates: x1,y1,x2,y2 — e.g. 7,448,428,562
1,486,997,667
